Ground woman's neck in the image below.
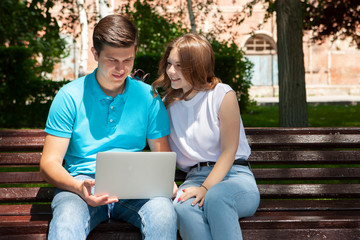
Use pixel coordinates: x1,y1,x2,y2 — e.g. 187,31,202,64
184,90,199,101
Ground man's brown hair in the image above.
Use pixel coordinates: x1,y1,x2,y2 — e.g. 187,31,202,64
93,14,138,54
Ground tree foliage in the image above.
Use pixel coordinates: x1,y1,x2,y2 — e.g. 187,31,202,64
0,46,69,128
119,0,188,55
0,0,67,75
303,0,360,48
238,0,360,48
119,1,253,110
0,0,68,128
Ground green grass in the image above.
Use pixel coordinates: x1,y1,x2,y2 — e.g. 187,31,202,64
242,104,360,127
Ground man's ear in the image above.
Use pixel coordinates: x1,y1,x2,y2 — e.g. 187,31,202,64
91,47,98,61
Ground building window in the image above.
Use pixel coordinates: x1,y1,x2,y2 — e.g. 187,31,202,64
244,35,277,55
244,34,278,86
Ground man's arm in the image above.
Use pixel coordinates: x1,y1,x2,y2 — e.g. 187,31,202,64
147,136,171,152
40,134,118,207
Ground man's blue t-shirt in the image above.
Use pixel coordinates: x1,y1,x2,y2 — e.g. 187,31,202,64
45,69,170,176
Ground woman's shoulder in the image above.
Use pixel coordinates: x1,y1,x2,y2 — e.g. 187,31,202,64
209,83,234,100
213,82,233,93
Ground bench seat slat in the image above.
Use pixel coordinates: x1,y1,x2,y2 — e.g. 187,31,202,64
0,172,44,184
0,205,51,216
2,184,359,203
248,150,360,164
247,135,360,149
245,127,360,135
0,234,47,240
242,229,360,240
0,135,45,151
2,168,359,184
258,184,360,198
0,187,55,203
1,150,359,166
1,229,359,240
2,128,360,151
258,199,360,211
2,199,359,218
0,152,42,165
253,168,360,180
1,211,359,227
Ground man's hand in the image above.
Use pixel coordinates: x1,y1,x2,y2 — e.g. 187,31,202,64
177,186,207,207
80,179,118,207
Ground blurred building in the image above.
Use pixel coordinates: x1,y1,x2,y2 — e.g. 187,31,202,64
51,0,360,101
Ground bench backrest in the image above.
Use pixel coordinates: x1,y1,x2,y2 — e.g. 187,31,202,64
1,128,360,204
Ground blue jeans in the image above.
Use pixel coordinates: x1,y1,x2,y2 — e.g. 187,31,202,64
48,174,177,240
174,164,260,240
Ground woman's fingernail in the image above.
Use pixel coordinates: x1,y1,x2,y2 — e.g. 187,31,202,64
182,189,186,192
178,198,181,202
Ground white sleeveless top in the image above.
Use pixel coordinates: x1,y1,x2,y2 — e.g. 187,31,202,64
167,83,251,172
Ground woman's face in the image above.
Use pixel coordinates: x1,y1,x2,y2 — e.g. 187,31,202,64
166,48,193,93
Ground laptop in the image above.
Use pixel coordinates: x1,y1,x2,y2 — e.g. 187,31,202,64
94,152,177,199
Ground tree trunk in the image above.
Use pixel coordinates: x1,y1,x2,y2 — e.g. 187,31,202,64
76,0,88,77
276,0,308,127
186,0,197,33
97,0,109,19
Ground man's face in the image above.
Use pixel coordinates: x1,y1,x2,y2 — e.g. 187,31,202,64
92,44,136,95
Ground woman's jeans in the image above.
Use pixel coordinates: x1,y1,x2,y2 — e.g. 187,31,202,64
48,174,177,240
174,164,260,240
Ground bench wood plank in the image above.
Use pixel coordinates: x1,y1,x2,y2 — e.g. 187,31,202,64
1,128,359,240
2,167,359,184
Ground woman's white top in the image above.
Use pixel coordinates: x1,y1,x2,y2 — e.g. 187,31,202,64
167,83,251,172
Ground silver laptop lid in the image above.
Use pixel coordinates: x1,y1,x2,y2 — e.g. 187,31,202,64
94,152,176,199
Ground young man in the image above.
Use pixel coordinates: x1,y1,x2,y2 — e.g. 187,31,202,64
40,15,177,239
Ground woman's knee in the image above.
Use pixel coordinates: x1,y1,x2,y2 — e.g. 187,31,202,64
204,182,260,218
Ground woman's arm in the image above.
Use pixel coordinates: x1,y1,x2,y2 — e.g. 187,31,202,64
178,91,240,207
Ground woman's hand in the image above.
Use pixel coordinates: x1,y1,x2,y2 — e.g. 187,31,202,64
178,186,208,207
173,182,179,199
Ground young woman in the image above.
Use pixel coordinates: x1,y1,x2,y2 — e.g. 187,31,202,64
152,34,260,240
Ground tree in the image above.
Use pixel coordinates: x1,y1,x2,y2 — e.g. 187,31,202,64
97,0,109,19
120,1,253,111
239,0,360,126
0,0,67,75
76,0,89,77
119,0,188,55
186,0,197,33
276,0,308,127
0,0,69,128
238,0,309,127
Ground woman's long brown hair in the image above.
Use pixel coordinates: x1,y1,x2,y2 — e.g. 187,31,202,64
152,34,221,107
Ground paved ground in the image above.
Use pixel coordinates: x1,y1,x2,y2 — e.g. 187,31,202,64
254,95,360,105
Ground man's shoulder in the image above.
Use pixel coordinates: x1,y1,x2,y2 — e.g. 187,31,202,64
128,76,151,88
128,77,154,95
58,75,87,97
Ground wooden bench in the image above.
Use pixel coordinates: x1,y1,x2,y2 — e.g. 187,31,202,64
1,128,360,240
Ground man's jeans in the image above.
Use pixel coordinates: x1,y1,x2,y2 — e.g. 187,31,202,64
48,174,177,240
174,164,260,240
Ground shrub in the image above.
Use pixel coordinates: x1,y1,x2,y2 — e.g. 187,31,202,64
0,46,69,128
